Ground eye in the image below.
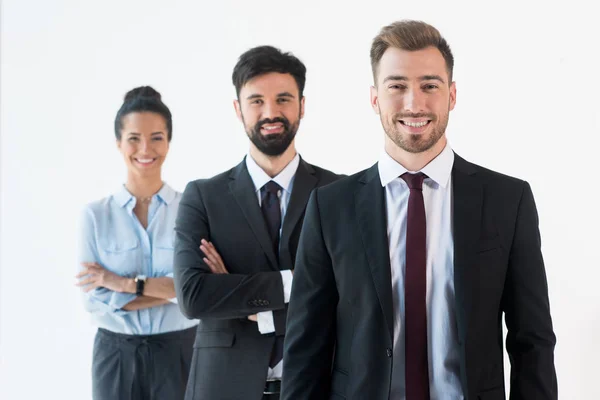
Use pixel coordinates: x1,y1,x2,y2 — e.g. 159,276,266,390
128,136,140,142
251,99,263,105
389,84,406,91
277,98,290,103
152,136,164,141
423,84,439,90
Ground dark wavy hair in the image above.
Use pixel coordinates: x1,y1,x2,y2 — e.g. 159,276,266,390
232,46,307,98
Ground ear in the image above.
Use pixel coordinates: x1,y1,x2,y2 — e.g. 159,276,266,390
370,85,380,115
449,81,457,111
234,99,243,122
116,139,122,150
299,96,306,119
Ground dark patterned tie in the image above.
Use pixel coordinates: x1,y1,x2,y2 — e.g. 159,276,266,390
401,172,430,400
261,180,284,368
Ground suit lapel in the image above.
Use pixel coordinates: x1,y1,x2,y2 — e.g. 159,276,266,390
356,164,394,341
229,160,279,270
452,153,483,347
279,159,318,269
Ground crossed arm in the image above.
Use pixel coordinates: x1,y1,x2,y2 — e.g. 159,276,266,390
76,263,175,311
173,181,291,325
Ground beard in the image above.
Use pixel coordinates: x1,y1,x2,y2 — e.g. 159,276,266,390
380,109,449,154
245,115,299,157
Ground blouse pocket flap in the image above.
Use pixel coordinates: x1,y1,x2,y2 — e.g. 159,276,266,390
100,239,139,253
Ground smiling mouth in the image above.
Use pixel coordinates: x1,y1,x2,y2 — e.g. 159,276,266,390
134,158,157,165
399,120,431,128
260,123,284,134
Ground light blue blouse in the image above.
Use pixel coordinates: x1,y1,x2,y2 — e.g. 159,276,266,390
78,183,197,335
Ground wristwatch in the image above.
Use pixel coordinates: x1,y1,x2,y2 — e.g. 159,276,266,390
134,275,146,296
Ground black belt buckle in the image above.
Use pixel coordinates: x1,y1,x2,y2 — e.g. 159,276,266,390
264,379,281,394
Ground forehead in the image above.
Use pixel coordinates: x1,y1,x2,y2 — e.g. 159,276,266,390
239,72,299,98
377,46,449,82
121,112,166,132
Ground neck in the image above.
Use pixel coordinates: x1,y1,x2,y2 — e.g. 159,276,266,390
125,172,164,199
384,135,447,172
249,143,297,178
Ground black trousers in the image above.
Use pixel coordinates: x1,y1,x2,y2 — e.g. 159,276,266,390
92,326,196,400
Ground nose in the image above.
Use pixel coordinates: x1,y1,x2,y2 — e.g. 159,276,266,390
403,86,426,113
262,100,280,120
140,137,151,152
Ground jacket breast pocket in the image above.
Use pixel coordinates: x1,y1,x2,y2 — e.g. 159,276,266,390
193,331,235,348
476,236,502,254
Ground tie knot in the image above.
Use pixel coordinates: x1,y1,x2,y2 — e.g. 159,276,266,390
401,172,426,190
262,180,282,196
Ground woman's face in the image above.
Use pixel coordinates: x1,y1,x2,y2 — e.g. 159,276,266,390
117,112,170,177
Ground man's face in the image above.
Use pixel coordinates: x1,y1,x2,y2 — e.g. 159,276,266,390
370,46,456,154
235,72,305,157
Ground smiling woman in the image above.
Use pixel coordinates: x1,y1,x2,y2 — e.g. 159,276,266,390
76,86,198,400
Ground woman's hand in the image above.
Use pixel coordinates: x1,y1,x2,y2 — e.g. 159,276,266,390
76,262,131,293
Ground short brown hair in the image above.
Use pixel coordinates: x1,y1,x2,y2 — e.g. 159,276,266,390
370,20,454,84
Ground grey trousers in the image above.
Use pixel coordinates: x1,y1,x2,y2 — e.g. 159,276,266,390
92,326,196,400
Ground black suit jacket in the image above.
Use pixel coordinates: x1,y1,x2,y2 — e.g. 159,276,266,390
281,154,557,400
173,157,340,400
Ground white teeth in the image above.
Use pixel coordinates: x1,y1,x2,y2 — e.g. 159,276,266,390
137,159,154,163
403,121,428,128
263,125,282,130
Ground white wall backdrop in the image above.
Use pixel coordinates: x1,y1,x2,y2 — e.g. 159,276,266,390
1,0,599,398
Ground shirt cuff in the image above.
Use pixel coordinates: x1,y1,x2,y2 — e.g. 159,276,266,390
256,311,275,334
280,270,293,303
108,291,137,311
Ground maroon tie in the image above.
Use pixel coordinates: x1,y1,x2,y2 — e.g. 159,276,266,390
401,172,430,400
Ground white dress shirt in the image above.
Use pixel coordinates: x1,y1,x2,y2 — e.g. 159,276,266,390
245,152,297,379
379,143,463,399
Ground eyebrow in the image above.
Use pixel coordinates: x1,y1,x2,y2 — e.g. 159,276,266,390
277,92,295,98
383,74,446,84
127,131,165,136
245,92,296,100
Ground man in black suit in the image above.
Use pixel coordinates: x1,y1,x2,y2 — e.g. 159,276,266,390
282,21,557,400
173,46,340,400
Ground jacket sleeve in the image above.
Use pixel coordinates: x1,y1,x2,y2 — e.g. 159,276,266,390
503,182,557,399
173,180,286,320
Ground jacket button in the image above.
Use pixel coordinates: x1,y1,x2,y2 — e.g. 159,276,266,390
263,300,270,306
386,348,392,358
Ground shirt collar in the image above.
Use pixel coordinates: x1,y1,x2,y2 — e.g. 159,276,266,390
113,182,176,208
245,152,300,193
378,142,454,188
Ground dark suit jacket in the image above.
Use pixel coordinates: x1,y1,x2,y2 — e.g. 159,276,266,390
173,157,340,400
281,154,557,400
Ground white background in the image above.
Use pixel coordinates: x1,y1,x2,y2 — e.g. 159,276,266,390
1,0,599,398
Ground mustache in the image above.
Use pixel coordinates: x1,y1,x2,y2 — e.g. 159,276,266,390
255,117,290,130
394,112,436,120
